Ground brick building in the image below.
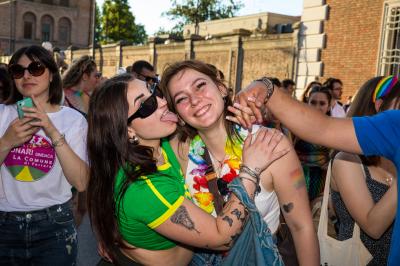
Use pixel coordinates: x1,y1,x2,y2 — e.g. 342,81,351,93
0,0,95,55
298,0,400,98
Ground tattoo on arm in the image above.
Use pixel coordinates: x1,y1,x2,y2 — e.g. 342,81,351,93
222,215,233,227
231,209,242,220
290,168,306,189
282,202,294,213
171,206,200,233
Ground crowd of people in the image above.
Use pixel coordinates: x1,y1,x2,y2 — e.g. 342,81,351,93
0,44,398,266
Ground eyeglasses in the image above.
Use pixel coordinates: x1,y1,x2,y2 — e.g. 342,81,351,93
127,83,164,124
138,73,159,83
9,62,46,79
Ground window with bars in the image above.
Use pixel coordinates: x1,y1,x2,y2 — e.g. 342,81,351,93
378,2,400,76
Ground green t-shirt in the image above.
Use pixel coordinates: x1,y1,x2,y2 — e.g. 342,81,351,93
114,139,191,250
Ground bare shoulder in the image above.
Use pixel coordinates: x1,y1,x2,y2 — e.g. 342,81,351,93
333,151,361,165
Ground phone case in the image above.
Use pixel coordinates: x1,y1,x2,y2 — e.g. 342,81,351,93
17,97,34,119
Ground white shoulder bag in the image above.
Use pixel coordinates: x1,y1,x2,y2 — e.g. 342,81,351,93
317,161,372,266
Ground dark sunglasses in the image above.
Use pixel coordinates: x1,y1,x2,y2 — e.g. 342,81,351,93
127,83,164,124
139,73,159,83
9,62,46,79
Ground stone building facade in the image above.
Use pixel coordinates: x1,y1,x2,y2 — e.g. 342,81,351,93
63,12,300,94
0,0,94,55
299,0,400,99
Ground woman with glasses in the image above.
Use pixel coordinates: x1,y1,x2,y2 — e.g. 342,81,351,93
0,45,88,265
159,60,319,265
294,85,332,201
87,73,287,265
62,55,101,117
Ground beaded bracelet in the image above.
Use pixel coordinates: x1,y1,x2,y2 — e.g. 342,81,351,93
254,77,274,104
52,134,65,147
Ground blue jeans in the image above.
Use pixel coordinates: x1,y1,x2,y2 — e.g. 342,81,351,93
0,200,77,266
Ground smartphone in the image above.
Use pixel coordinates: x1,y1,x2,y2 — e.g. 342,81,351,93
17,97,34,119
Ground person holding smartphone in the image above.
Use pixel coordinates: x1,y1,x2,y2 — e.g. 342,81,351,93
0,45,88,265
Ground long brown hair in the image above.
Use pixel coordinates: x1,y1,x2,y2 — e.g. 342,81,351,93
159,60,242,144
62,55,96,89
86,73,157,262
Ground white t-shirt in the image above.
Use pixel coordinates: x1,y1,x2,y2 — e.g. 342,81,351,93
331,101,346,118
0,104,88,211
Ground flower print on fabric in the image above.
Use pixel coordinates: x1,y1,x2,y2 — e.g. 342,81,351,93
186,127,248,215
4,134,56,182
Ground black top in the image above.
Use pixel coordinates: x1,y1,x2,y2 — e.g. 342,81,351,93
331,164,393,266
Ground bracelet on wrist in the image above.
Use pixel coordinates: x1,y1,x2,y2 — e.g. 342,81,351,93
254,77,274,104
239,176,261,195
52,134,65,148
239,164,261,182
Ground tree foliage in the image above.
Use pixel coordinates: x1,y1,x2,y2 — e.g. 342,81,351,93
94,3,102,44
100,0,147,44
164,0,243,35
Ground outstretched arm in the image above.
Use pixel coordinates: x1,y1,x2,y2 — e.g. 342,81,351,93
232,81,362,154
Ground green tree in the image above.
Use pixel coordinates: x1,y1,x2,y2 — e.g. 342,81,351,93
164,0,243,35
94,3,102,44
101,0,147,44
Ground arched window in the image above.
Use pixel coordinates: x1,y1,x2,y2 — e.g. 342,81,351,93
23,12,36,40
58,17,71,44
41,15,54,42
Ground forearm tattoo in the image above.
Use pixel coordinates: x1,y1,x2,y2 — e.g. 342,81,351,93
222,215,234,227
282,202,294,213
290,168,306,189
231,208,242,220
171,206,200,233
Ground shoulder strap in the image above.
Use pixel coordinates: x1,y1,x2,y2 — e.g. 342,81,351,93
202,146,225,215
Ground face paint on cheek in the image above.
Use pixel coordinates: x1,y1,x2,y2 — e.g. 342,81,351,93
290,168,305,189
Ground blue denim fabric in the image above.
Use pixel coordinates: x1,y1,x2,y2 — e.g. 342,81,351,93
0,201,77,266
222,178,284,266
189,250,224,266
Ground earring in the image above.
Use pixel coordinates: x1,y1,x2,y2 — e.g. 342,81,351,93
177,116,186,126
128,136,139,145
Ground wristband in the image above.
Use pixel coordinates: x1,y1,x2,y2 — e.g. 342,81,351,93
255,77,274,104
239,164,261,181
239,176,261,195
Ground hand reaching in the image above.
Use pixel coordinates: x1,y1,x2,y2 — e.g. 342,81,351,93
233,81,270,126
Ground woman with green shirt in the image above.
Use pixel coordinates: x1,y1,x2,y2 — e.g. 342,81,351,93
86,74,287,265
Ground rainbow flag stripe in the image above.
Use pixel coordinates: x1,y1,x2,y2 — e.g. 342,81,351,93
373,75,398,102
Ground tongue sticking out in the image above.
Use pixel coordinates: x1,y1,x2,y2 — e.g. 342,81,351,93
161,111,179,123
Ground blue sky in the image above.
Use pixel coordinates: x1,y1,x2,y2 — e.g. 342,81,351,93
96,0,303,35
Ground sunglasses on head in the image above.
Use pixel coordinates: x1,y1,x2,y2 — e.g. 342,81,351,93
127,83,164,124
9,62,46,79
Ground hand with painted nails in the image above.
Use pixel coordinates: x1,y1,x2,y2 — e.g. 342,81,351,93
226,102,258,129
234,81,270,125
241,128,290,174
